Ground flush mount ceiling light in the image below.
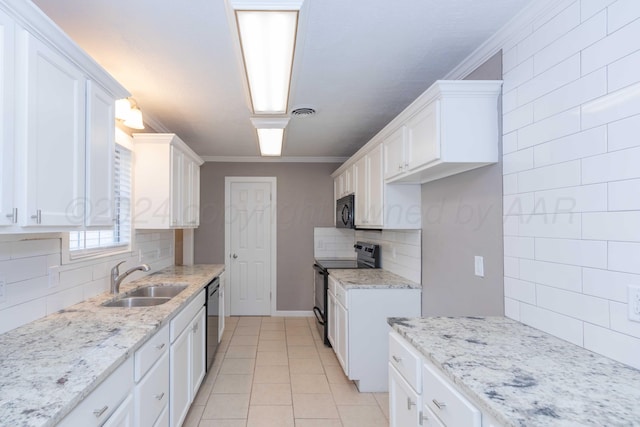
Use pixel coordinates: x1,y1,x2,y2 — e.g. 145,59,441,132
229,0,303,115
251,117,290,156
115,97,145,129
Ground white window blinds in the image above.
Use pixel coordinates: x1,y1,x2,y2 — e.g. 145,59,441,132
69,144,132,257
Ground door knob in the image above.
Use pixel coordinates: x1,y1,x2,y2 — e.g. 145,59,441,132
232,254,238,259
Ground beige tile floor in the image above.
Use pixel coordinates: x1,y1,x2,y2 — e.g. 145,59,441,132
182,316,390,427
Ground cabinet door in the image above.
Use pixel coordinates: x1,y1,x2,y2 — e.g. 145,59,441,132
191,307,206,397
170,325,190,427
389,365,421,427
327,291,336,347
344,167,353,195
85,80,115,227
170,146,183,227
218,273,225,340
102,394,134,427
407,101,439,170
383,127,406,180
21,33,86,227
0,10,14,226
366,144,384,228
336,299,348,375
353,156,366,226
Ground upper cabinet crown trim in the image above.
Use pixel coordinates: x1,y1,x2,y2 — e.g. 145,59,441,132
0,0,129,98
132,133,204,166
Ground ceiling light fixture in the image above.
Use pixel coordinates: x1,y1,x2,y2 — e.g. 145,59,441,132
115,97,145,129
230,0,303,115
251,117,290,157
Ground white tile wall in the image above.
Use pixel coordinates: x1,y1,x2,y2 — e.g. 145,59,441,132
313,227,356,259
499,0,640,368
354,229,421,283
0,230,174,334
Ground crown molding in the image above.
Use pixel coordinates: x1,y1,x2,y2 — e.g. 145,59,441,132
201,156,348,163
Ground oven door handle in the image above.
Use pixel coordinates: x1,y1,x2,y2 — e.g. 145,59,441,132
312,306,325,325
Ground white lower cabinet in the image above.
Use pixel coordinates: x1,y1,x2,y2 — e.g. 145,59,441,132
170,290,206,427
328,275,421,392
58,357,134,427
389,331,494,427
135,352,169,427
102,394,135,427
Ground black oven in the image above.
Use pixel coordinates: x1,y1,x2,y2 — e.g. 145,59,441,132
313,241,380,346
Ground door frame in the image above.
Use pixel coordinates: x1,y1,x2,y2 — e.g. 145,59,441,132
224,177,277,316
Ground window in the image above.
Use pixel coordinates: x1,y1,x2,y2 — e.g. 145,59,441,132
68,144,132,258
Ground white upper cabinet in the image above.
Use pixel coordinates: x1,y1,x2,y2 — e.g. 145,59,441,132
0,0,129,233
0,8,14,226
334,165,354,200
85,80,116,227
384,80,502,184
19,32,86,227
133,133,204,229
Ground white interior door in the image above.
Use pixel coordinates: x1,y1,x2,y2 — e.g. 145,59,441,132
227,179,274,315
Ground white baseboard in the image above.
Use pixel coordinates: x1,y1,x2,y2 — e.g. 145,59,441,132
273,310,314,317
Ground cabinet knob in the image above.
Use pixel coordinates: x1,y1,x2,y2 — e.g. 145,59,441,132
432,399,446,410
155,343,165,350
392,355,402,363
192,323,198,333
407,397,416,410
155,392,165,401
398,164,402,170
93,405,108,418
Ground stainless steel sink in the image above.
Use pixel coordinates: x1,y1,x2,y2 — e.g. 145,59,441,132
102,296,171,308
127,285,188,298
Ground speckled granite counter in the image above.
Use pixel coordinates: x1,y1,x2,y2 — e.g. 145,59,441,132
0,264,224,427
389,316,640,426
328,268,420,289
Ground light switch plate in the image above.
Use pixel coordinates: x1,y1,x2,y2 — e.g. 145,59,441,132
629,285,640,322
0,274,6,303
474,256,484,278
48,266,60,288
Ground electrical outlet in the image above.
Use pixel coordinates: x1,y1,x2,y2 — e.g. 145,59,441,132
474,256,484,278
48,266,60,288
0,274,6,303
629,285,640,322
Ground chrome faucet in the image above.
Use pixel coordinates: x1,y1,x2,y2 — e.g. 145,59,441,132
110,261,151,294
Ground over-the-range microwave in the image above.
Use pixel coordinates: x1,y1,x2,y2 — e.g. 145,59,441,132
336,194,355,229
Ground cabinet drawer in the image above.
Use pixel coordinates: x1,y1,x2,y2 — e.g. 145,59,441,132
421,404,445,427
58,357,133,427
389,332,421,392
170,289,205,342
135,351,169,427
335,283,347,307
423,362,481,427
135,323,169,381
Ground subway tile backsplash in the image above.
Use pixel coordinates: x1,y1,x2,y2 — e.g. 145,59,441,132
355,229,421,283
500,0,640,368
313,227,356,259
0,230,174,334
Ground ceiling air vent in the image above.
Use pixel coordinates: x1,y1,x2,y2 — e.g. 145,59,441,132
291,107,316,118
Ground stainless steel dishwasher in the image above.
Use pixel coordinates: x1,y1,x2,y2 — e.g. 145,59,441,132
206,276,220,372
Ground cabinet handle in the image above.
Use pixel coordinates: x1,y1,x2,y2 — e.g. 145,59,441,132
93,405,108,417
398,164,402,170
392,355,402,363
6,208,17,223
192,323,198,333
30,210,42,224
432,399,446,410
155,392,165,401
419,410,428,426
155,343,165,350
407,397,416,409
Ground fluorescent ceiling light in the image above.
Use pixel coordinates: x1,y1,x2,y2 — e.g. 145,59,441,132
235,10,298,114
257,128,284,156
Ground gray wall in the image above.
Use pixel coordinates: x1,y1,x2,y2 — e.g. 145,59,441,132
421,51,504,316
194,162,337,311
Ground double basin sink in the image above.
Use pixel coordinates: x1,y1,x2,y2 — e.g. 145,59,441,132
102,285,188,308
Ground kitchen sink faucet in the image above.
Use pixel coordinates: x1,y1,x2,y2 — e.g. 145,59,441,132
110,261,151,294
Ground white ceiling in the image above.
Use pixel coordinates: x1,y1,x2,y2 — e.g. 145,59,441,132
33,0,531,160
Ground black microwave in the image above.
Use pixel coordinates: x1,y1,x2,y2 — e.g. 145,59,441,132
336,194,355,229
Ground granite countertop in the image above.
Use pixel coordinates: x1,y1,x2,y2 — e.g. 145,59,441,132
328,268,420,289
0,264,224,427
388,316,640,426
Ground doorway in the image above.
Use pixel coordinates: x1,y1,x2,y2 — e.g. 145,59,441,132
225,177,276,316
